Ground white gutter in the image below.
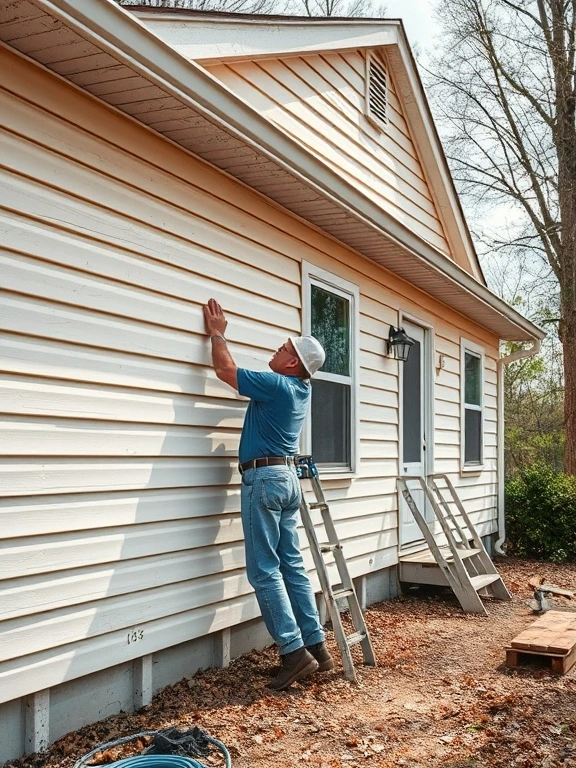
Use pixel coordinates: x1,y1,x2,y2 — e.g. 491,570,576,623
495,339,543,554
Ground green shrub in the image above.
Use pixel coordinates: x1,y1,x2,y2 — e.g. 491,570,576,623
505,464,576,562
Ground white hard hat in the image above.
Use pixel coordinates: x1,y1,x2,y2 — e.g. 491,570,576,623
290,335,326,376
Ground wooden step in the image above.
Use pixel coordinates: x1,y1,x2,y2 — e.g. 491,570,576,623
469,573,501,591
506,611,576,674
400,546,481,565
400,562,501,590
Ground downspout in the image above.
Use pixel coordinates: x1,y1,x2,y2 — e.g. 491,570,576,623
495,339,542,554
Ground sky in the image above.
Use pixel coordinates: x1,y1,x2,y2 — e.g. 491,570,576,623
382,0,440,56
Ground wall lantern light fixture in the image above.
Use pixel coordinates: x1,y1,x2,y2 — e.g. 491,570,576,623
387,326,414,362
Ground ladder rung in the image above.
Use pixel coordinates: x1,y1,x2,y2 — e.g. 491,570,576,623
320,544,341,552
309,502,328,510
332,588,354,600
346,631,366,647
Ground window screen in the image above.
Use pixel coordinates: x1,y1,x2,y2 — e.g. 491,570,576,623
311,379,351,466
310,281,353,469
403,338,421,464
463,349,483,465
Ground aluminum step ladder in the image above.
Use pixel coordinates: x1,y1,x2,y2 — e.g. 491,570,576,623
397,474,511,615
296,455,376,682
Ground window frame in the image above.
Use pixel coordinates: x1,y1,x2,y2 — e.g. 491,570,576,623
365,51,389,132
301,262,360,476
460,338,485,472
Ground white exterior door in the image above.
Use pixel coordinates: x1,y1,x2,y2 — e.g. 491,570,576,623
399,320,432,547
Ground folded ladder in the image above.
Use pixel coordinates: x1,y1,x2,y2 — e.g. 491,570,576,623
397,474,511,615
296,455,376,682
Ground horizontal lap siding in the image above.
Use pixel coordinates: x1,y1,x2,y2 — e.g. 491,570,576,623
204,51,451,256
0,49,399,701
0,47,499,702
0,50,302,699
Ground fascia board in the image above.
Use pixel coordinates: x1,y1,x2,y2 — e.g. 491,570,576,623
131,12,400,64
36,0,543,342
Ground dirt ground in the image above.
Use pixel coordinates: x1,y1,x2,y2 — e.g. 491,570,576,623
11,558,576,768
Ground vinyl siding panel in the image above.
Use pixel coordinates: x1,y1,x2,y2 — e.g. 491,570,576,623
204,50,452,257
0,46,499,706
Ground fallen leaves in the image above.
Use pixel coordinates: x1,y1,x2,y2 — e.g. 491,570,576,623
7,558,576,768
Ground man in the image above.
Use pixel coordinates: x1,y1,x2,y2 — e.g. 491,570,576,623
203,298,334,690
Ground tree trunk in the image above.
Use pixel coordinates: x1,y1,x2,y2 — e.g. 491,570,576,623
562,309,576,473
549,0,576,473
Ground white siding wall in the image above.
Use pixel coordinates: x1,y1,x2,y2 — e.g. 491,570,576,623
0,47,498,705
205,50,452,257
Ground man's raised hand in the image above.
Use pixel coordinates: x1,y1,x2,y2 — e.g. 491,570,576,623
203,298,228,337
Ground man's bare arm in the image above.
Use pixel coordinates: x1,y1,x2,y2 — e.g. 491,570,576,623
210,335,238,390
203,299,238,391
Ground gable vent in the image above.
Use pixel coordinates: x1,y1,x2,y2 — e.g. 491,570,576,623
367,56,388,128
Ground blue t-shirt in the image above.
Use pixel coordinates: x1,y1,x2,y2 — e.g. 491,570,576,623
237,369,310,463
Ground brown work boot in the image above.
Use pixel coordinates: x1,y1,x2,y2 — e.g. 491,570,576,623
306,641,335,672
267,647,319,691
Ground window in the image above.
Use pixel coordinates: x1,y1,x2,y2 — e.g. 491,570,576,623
365,53,388,130
302,264,358,473
461,340,484,469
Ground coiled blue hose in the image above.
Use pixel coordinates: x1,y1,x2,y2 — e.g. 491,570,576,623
73,731,231,768
110,757,215,768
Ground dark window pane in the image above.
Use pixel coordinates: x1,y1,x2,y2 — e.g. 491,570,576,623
311,285,350,376
311,379,351,466
403,339,421,463
465,408,482,464
465,352,481,405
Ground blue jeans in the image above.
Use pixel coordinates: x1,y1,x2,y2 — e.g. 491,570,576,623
240,465,325,655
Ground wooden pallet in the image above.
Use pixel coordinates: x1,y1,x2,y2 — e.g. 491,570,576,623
506,611,576,674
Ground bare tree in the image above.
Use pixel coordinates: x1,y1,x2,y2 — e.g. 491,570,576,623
116,0,385,13
115,0,283,12
427,0,576,473
292,0,385,16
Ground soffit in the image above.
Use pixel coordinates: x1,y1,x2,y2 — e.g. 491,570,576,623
0,0,543,342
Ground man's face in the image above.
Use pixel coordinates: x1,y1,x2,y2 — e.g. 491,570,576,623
269,339,300,375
